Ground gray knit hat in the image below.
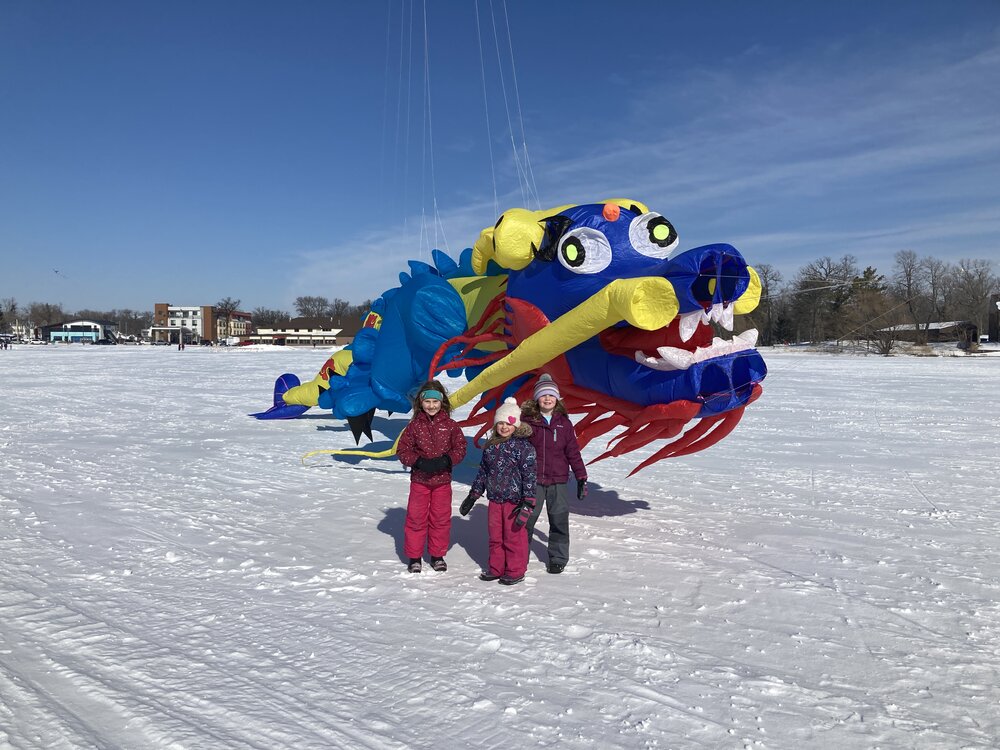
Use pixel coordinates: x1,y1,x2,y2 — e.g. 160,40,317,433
533,373,560,400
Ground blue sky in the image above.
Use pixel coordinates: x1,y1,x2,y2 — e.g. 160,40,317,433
2,0,998,313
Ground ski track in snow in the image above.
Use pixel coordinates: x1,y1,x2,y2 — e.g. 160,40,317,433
1,346,999,749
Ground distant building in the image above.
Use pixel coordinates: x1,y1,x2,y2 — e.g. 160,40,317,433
880,320,978,344
249,316,345,346
223,310,252,341
150,303,252,344
7,321,33,340
40,319,120,343
334,315,365,345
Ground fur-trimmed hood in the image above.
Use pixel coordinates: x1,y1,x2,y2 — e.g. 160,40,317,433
520,399,568,420
485,422,532,447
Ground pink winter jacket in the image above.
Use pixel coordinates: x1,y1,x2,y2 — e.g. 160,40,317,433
397,410,467,486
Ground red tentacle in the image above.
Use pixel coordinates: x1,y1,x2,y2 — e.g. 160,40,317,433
575,414,629,451
660,407,745,460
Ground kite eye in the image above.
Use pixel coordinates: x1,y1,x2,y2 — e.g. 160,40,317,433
629,212,678,259
557,228,613,274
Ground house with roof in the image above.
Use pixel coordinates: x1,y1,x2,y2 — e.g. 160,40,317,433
248,315,365,346
879,321,979,346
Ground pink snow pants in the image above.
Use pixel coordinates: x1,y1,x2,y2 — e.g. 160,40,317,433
487,501,529,579
403,481,452,559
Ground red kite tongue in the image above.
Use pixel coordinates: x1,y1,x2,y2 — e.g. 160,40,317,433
599,321,713,358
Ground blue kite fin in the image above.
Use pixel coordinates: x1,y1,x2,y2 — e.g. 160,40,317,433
249,403,310,420
249,373,310,419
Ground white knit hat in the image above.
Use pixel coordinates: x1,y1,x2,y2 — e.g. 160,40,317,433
533,373,561,400
494,397,521,428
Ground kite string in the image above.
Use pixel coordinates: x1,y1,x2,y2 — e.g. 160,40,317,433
474,0,499,219
488,0,529,207
500,0,539,209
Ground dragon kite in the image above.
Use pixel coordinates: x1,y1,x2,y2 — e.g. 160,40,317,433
252,200,767,475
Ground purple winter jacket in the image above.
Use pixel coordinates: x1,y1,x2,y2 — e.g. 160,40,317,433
521,405,587,485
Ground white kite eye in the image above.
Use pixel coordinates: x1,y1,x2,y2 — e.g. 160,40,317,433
557,228,613,274
629,212,679,259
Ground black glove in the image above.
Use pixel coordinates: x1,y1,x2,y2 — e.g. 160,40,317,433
577,479,588,501
459,493,478,516
414,455,451,473
511,498,536,529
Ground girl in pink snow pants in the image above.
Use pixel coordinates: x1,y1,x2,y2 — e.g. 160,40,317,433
459,398,537,585
397,380,467,574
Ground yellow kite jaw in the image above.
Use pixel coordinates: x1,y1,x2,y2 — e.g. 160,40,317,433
449,277,679,409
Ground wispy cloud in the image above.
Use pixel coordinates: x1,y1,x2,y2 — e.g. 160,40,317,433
530,29,1000,277
288,27,1000,305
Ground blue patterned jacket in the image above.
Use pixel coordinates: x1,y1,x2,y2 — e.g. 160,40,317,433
470,425,537,504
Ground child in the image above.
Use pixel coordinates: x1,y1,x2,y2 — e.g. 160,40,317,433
397,380,467,573
520,373,587,574
459,397,536,585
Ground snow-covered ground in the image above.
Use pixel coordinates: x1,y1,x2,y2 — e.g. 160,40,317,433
2,345,998,749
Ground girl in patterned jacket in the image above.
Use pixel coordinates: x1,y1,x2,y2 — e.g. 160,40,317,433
397,380,467,574
459,398,537,585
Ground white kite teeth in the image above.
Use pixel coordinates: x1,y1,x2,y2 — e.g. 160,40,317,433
677,303,734,342
678,311,701,342
635,328,759,372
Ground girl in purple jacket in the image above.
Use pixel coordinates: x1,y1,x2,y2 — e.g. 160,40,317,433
520,374,588,574
397,380,467,573
460,398,537,585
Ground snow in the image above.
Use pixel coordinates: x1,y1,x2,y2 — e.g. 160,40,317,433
2,345,999,749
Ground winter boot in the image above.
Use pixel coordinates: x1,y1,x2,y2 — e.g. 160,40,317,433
430,556,447,572
407,558,422,573
547,562,565,574
499,574,524,586
479,571,501,581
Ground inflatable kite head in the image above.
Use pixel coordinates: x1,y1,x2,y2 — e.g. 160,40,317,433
451,199,766,473
255,199,766,475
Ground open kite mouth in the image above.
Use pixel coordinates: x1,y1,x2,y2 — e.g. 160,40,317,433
599,304,759,372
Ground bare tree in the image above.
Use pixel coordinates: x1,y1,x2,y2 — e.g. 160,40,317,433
922,257,953,323
294,296,330,317
844,267,901,354
252,307,291,328
751,263,783,346
75,309,109,321
215,297,241,341
950,259,999,335
328,298,353,324
115,309,152,338
789,255,859,342
892,250,930,345
27,302,65,328
0,297,16,333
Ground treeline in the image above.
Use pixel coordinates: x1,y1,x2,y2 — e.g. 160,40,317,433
745,252,998,350
4,254,996,346
0,299,155,336
0,295,376,335
251,297,374,328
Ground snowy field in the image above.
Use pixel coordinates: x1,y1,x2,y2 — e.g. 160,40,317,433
2,344,999,750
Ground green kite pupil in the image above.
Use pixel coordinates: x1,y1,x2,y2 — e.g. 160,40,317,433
653,224,669,240
566,244,579,261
